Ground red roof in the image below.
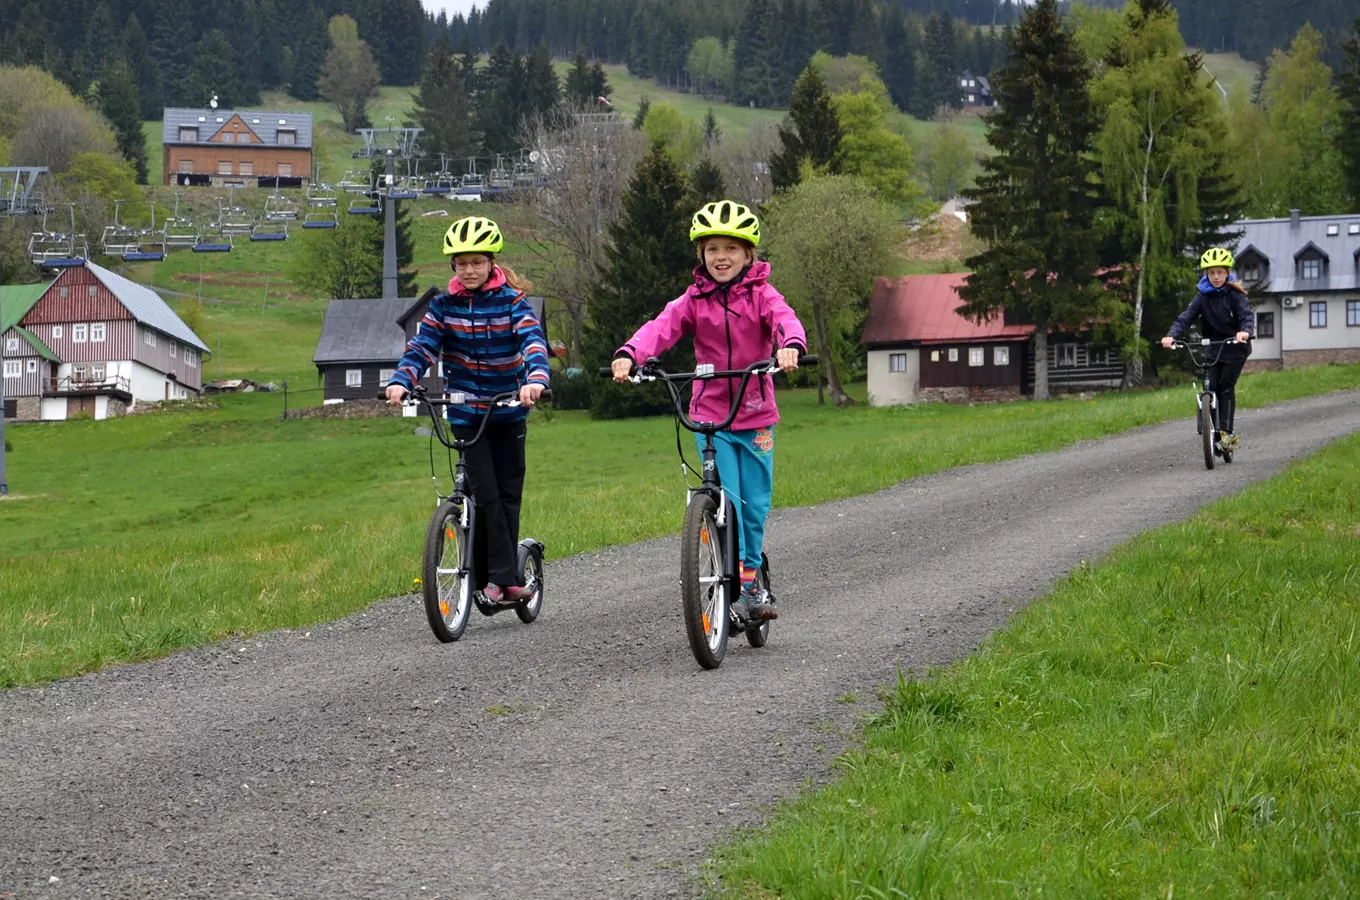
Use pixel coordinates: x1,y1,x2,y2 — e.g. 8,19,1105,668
863,274,1034,347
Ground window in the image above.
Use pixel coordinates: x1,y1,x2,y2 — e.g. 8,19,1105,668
73,365,86,381
4,336,17,352
144,329,157,348
238,133,250,143
1057,344,1077,367
88,286,97,297
178,159,193,173
960,78,968,87
968,347,985,367
1257,311,1275,338
1302,258,1321,280
1348,300,1360,327
1327,224,1340,236
179,127,198,142
278,129,296,145
239,161,253,175
278,163,292,177
968,94,976,103
379,368,396,384
345,369,362,387
930,350,940,363
169,341,177,358
2,360,19,378
1310,301,1327,328
184,348,198,368
948,348,959,362
91,364,105,381
1242,263,1260,282
888,353,907,373
72,323,88,343
59,287,68,299
1351,223,1360,235
218,161,232,175
90,322,105,342
51,325,62,339
26,359,37,373
994,346,1010,366
221,132,235,144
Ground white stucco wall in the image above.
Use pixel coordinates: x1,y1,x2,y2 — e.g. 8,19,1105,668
94,395,110,420
39,398,66,421
1279,294,1360,352
1250,298,1282,361
131,360,171,403
867,348,920,407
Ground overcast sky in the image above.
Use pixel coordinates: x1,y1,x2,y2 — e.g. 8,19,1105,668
421,0,481,18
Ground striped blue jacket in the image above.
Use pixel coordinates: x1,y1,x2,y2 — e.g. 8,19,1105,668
390,268,551,426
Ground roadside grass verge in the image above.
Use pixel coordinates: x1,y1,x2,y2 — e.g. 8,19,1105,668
712,433,1360,898
2,364,1359,687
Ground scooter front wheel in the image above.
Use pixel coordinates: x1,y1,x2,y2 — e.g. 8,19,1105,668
423,500,473,642
681,493,728,670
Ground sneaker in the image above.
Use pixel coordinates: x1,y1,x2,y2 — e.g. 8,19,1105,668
737,582,777,622
503,584,534,603
1221,432,1240,452
481,584,507,604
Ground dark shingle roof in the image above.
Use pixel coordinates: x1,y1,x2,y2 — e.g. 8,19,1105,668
313,299,411,365
1233,212,1360,293
162,108,314,149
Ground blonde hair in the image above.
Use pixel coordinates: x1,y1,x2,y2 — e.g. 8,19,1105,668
500,263,534,293
695,236,757,264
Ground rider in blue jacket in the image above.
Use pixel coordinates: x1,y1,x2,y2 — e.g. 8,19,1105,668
1161,247,1254,455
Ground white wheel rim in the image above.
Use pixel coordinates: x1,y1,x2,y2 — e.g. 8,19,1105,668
700,515,725,652
437,512,469,627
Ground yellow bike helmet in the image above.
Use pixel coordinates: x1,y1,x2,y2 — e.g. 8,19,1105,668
443,216,504,256
690,200,761,247
1200,247,1234,269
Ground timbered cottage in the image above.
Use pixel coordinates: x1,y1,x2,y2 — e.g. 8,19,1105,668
1,262,210,422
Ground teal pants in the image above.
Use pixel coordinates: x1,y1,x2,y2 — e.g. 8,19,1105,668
696,427,776,581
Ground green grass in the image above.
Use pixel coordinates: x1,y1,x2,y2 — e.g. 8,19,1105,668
1198,51,1262,100
3,363,1360,687
713,431,1360,898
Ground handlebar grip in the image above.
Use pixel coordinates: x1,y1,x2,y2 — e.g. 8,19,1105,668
538,388,552,402
799,354,819,366
597,367,614,378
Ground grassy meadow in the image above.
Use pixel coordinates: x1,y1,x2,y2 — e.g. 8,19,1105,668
714,429,1360,899
4,363,1360,687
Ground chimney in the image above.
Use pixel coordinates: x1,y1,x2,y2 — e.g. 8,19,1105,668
1290,209,1302,227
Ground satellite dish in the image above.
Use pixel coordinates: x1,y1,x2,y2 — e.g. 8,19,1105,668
209,94,218,110
529,151,540,163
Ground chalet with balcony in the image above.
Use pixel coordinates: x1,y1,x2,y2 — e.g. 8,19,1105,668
1,262,210,422
161,107,313,187
1231,209,1360,370
863,274,1122,406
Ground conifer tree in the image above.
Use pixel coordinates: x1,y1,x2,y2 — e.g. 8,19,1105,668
290,6,327,101
689,156,727,204
525,43,560,118
186,29,240,108
586,143,695,420
957,0,1103,401
564,51,594,106
413,32,479,161
881,9,916,113
480,42,528,154
1337,13,1360,207
589,61,611,105
99,58,150,184
702,108,721,148
121,13,161,118
769,65,843,192
633,95,651,129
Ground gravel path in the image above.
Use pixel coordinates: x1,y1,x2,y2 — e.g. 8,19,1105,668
3,391,1359,899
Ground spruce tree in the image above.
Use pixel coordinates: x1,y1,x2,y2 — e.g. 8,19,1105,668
690,156,727,204
633,94,651,129
121,13,161,118
589,61,611,105
525,43,560,118
733,0,782,108
1338,13,1360,207
702,108,721,148
769,65,843,192
564,51,593,106
957,0,1102,402
458,34,481,96
882,10,916,113
413,32,479,161
586,143,695,420
290,6,327,101
100,58,150,184
150,0,194,106
186,29,240,108
480,42,528,154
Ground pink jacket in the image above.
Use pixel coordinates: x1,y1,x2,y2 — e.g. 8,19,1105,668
618,261,807,432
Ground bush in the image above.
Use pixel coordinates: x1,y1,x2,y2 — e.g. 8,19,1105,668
548,369,592,411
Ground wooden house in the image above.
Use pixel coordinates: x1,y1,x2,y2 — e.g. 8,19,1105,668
162,107,313,187
1,262,210,422
313,291,553,402
960,72,995,108
863,274,1122,406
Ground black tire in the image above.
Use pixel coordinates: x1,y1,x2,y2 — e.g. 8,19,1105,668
423,500,473,643
681,492,728,670
1200,398,1216,471
515,542,544,624
745,554,773,649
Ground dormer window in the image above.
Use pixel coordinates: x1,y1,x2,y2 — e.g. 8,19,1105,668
179,127,198,142
1241,262,1261,282
1302,258,1321,279
278,129,296,145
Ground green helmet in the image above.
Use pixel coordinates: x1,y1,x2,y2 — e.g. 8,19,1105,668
1200,247,1234,269
690,200,761,247
443,216,504,256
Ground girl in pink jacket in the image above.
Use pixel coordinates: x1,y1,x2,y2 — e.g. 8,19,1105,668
611,200,807,621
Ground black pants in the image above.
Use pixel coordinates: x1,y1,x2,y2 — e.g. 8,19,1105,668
1205,359,1245,434
452,418,527,589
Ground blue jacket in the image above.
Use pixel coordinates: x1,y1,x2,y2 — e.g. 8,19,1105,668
1168,276,1254,362
390,268,551,426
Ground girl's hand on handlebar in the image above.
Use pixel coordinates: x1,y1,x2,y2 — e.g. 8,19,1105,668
776,347,800,372
1161,336,1176,349
611,357,634,382
385,384,409,406
520,383,545,407
1236,331,1250,343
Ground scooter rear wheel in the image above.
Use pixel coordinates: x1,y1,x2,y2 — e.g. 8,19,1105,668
515,542,544,624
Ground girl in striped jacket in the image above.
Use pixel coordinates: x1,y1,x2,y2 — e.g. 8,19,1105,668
386,216,550,605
